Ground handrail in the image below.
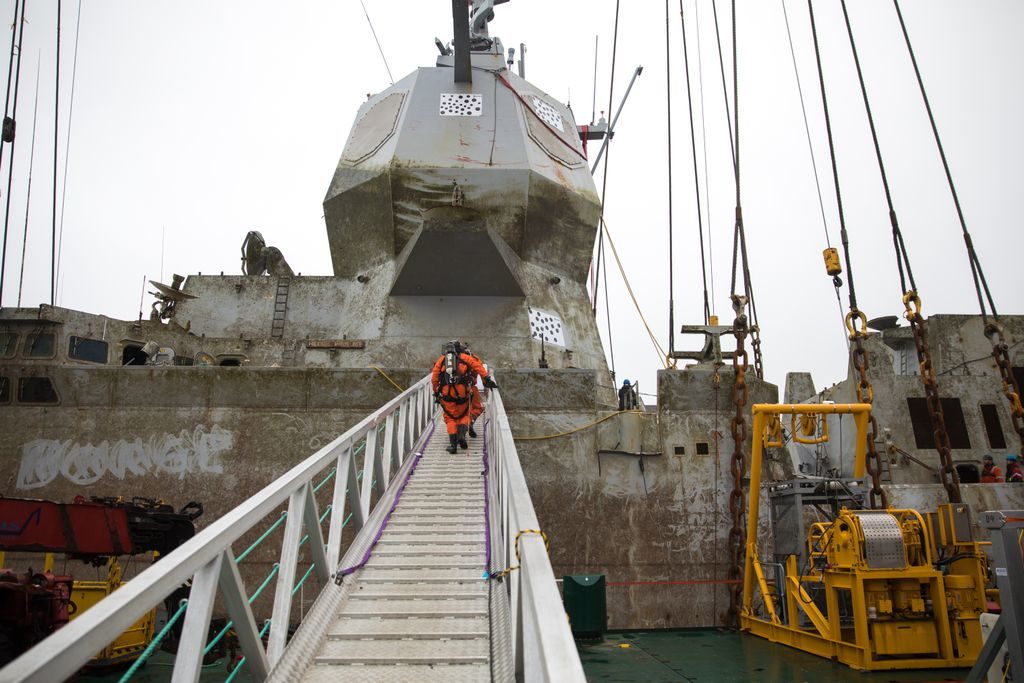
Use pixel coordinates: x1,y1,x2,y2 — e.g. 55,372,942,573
484,380,587,682
0,374,435,683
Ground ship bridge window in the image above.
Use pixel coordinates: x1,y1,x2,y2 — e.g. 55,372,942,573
122,344,148,366
980,403,1007,450
68,336,109,364
18,377,59,404
906,397,971,450
955,463,980,484
0,376,9,403
23,332,55,358
0,332,16,358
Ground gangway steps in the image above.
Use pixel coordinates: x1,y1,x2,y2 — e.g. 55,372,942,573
299,414,493,682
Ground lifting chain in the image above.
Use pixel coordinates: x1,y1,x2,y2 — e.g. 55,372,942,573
903,293,962,504
726,295,749,625
985,320,1024,448
750,324,764,380
846,309,890,510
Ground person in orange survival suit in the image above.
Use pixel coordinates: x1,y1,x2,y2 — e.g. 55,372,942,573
431,340,498,453
462,344,486,438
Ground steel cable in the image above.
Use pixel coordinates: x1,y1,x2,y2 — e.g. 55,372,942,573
679,0,710,325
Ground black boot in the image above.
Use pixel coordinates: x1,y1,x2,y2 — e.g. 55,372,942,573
446,434,458,454
457,425,469,450
468,421,478,438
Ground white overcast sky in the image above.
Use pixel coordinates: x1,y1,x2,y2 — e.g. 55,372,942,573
0,1,1020,396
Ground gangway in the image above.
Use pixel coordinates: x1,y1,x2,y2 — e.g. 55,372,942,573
0,374,584,682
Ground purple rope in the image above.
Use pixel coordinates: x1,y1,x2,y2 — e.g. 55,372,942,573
482,420,492,576
337,416,437,579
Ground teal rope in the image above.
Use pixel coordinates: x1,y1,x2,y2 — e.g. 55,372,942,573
223,620,272,683
118,599,188,683
235,511,287,563
292,564,316,595
313,466,337,493
202,563,280,656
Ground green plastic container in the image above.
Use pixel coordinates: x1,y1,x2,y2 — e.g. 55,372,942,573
563,574,606,637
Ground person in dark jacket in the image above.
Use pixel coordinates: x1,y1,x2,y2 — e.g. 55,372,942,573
618,379,637,411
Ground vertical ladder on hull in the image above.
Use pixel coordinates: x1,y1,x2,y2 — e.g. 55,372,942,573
297,415,495,681
271,277,291,338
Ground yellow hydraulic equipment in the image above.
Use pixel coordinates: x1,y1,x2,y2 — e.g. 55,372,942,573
741,403,988,671
69,557,157,667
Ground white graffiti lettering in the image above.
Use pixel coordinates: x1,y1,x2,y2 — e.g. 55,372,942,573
15,425,233,490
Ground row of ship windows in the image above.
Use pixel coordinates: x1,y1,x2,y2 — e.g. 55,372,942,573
1,331,107,363
0,332,246,367
0,376,58,404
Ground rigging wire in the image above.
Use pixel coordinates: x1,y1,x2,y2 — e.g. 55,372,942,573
16,52,38,307
837,0,916,295
710,0,736,169
779,0,846,343
693,0,715,317
601,217,670,367
592,0,621,317
359,0,394,85
16,51,39,307
0,0,20,188
891,0,996,320
679,0,710,326
592,0,622,378
806,0,857,311
51,0,61,306
780,0,832,250
717,0,763,377
55,0,82,304
0,0,27,306
665,0,676,356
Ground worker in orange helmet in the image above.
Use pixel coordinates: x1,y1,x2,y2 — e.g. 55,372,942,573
431,340,498,453
462,344,486,438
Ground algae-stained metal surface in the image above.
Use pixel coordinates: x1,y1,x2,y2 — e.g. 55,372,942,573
579,630,969,682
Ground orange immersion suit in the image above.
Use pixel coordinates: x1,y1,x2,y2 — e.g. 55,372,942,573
465,351,486,423
431,352,491,437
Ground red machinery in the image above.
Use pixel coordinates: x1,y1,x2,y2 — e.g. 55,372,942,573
0,496,202,666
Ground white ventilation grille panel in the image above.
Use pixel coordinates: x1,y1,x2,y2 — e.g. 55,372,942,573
440,93,483,116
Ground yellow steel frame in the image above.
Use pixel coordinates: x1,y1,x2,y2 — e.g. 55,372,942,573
739,403,982,671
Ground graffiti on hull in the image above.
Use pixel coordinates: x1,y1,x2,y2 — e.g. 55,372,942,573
15,425,233,490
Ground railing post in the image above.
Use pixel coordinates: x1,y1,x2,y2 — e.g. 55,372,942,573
326,441,354,571
382,412,397,479
267,484,309,665
301,483,331,586
360,426,378,514
218,548,270,680
171,552,224,683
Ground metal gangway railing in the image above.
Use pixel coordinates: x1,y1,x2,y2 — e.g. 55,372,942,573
0,374,584,682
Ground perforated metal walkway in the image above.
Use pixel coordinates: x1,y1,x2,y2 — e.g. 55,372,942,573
281,414,504,682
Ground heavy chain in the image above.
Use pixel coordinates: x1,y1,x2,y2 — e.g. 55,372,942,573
985,320,1024,447
846,309,889,510
750,324,764,380
904,293,961,504
726,295,749,626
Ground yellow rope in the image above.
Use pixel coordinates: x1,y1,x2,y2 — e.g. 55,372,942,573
514,410,645,441
601,217,671,369
371,366,405,393
489,529,549,580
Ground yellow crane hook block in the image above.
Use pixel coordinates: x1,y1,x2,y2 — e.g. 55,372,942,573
823,247,842,276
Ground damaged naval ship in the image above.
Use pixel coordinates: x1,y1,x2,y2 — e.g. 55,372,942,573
0,0,1022,680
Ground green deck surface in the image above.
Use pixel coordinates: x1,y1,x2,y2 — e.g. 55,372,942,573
579,630,969,683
